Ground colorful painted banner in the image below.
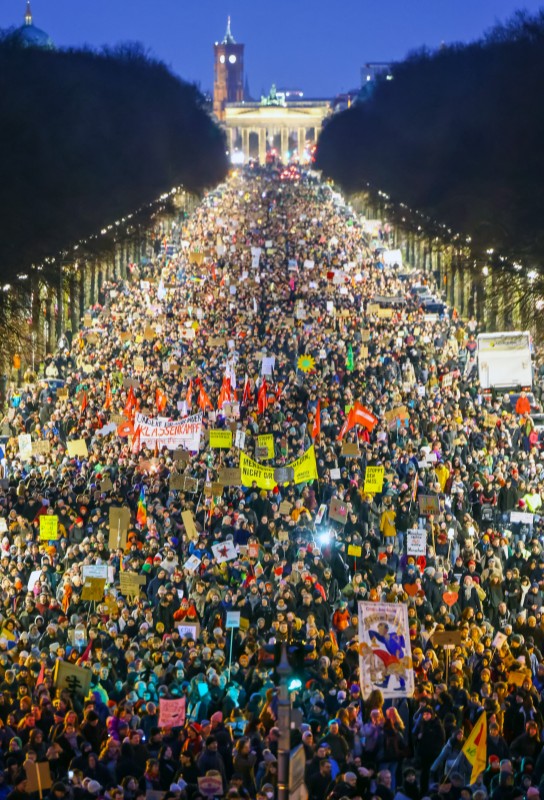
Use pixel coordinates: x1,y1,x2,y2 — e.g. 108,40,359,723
358,601,414,700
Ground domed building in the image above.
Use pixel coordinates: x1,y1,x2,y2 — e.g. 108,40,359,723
13,1,54,50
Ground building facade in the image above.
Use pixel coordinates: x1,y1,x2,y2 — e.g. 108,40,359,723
213,18,244,121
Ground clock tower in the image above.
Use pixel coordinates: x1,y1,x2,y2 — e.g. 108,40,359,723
213,17,244,121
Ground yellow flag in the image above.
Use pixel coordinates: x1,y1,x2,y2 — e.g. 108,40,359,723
462,711,487,783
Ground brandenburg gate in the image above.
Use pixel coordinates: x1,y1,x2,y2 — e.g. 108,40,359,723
224,86,332,164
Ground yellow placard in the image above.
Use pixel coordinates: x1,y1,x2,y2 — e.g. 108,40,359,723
364,466,385,493
40,515,59,541
290,445,318,484
257,434,274,460
66,439,88,458
240,452,277,490
209,429,233,449
348,544,362,557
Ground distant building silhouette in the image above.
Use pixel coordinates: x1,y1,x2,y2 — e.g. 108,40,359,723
13,1,54,49
213,17,244,121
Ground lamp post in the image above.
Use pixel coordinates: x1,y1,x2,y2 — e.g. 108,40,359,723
276,641,293,800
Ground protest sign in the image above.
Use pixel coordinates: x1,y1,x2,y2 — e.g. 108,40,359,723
181,510,199,541
256,434,274,460
109,506,131,549
240,452,277,490
209,429,233,449
341,442,360,457
347,544,362,557
289,445,318,483
169,473,185,490
218,468,242,487
226,611,241,628
82,564,109,580
66,439,88,458
18,433,32,460
31,440,51,456
158,697,187,728
54,661,92,696
364,466,385,493
133,411,202,451
81,578,106,602
25,761,52,795
407,529,427,557
39,515,58,541
119,573,146,598
329,498,348,524
418,495,440,515
178,622,200,640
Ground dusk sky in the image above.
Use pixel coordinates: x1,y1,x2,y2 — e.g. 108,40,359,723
2,0,543,97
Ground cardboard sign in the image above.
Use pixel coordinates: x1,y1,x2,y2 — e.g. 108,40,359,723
384,405,409,426
81,578,106,602
174,448,190,464
54,661,92,696
279,501,293,515
364,466,385,493
25,761,52,794
208,337,226,347
119,572,146,598
507,669,532,687
66,439,88,458
209,429,233,449
100,477,114,493
181,510,199,541
57,387,69,399
431,630,463,647
211,482,223,497
108,506,131,549
378,308,394,319
178,622,200,640
40,515,59,541
170,473,185,490
218,468,242,487
347,544,362,557
31,440,51,456
418,495,440,516
183,476,199,493
134,356,145,371
341,442,360,457
110,413,126,425
329,497,348,524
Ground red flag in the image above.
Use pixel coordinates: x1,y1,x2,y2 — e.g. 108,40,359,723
124,386,136,418
217,377,232,410
242,375,253,406
155,388,167,413
351,402,378,432
186,379,193,410
35,662,45,687
131,426,141,455
80,392,88,414
257,379,268,415
337,402,378,440
312,399,321,440
198,384,213,412
104,381,112,411
78,640,93,664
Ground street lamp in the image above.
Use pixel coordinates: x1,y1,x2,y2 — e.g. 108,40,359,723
276,641,293,800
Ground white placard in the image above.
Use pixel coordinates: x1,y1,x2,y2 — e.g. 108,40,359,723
407,529,427,556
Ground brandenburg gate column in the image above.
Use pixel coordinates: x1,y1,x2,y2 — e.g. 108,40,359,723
280,127,289,161
298,128,306,157
258,128,267,164
242,128,249,162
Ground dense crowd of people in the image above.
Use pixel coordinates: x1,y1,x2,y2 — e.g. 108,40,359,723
0,164,543,800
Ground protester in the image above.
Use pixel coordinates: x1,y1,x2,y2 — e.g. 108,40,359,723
0,164,542,800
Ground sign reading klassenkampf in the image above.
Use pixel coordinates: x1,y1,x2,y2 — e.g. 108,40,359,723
133,411,202,451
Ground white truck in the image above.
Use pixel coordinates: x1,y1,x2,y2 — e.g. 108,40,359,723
477,331,533,390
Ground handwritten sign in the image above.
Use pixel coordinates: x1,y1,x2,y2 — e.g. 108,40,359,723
209,429,233,449
364,466,385,493
40,515,59,541
329,498,348,524
66,439,88,458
